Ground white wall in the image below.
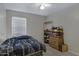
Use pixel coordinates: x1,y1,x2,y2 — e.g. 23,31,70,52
6,10,46,43
0,4,6,43
47,4,79,55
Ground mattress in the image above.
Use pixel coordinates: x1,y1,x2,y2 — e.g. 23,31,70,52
0,35,46,56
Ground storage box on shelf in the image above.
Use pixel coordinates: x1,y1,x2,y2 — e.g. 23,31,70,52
62,44,68,52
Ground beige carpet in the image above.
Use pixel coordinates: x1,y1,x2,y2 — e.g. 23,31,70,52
43,44,77,56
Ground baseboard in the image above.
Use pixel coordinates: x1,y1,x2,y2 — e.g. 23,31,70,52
69,50,79,56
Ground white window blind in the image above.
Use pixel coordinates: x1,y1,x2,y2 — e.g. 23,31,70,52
12,16,27,37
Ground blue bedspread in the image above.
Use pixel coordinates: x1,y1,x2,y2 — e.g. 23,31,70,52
0,35,46,56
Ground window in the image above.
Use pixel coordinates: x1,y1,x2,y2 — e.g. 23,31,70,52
12,16,27,37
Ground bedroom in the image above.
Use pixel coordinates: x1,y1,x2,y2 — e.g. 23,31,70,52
0,3,79,56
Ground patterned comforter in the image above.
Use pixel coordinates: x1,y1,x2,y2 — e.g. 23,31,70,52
0,35,46,56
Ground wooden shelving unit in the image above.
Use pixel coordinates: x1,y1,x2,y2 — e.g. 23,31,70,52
49,27,64,51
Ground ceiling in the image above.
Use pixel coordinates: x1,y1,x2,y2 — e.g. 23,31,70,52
3,3,76,16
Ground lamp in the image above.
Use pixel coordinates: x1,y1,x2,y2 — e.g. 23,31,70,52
40,3,50,10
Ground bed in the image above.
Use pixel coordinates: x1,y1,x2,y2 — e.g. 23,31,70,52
0,35,46,56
